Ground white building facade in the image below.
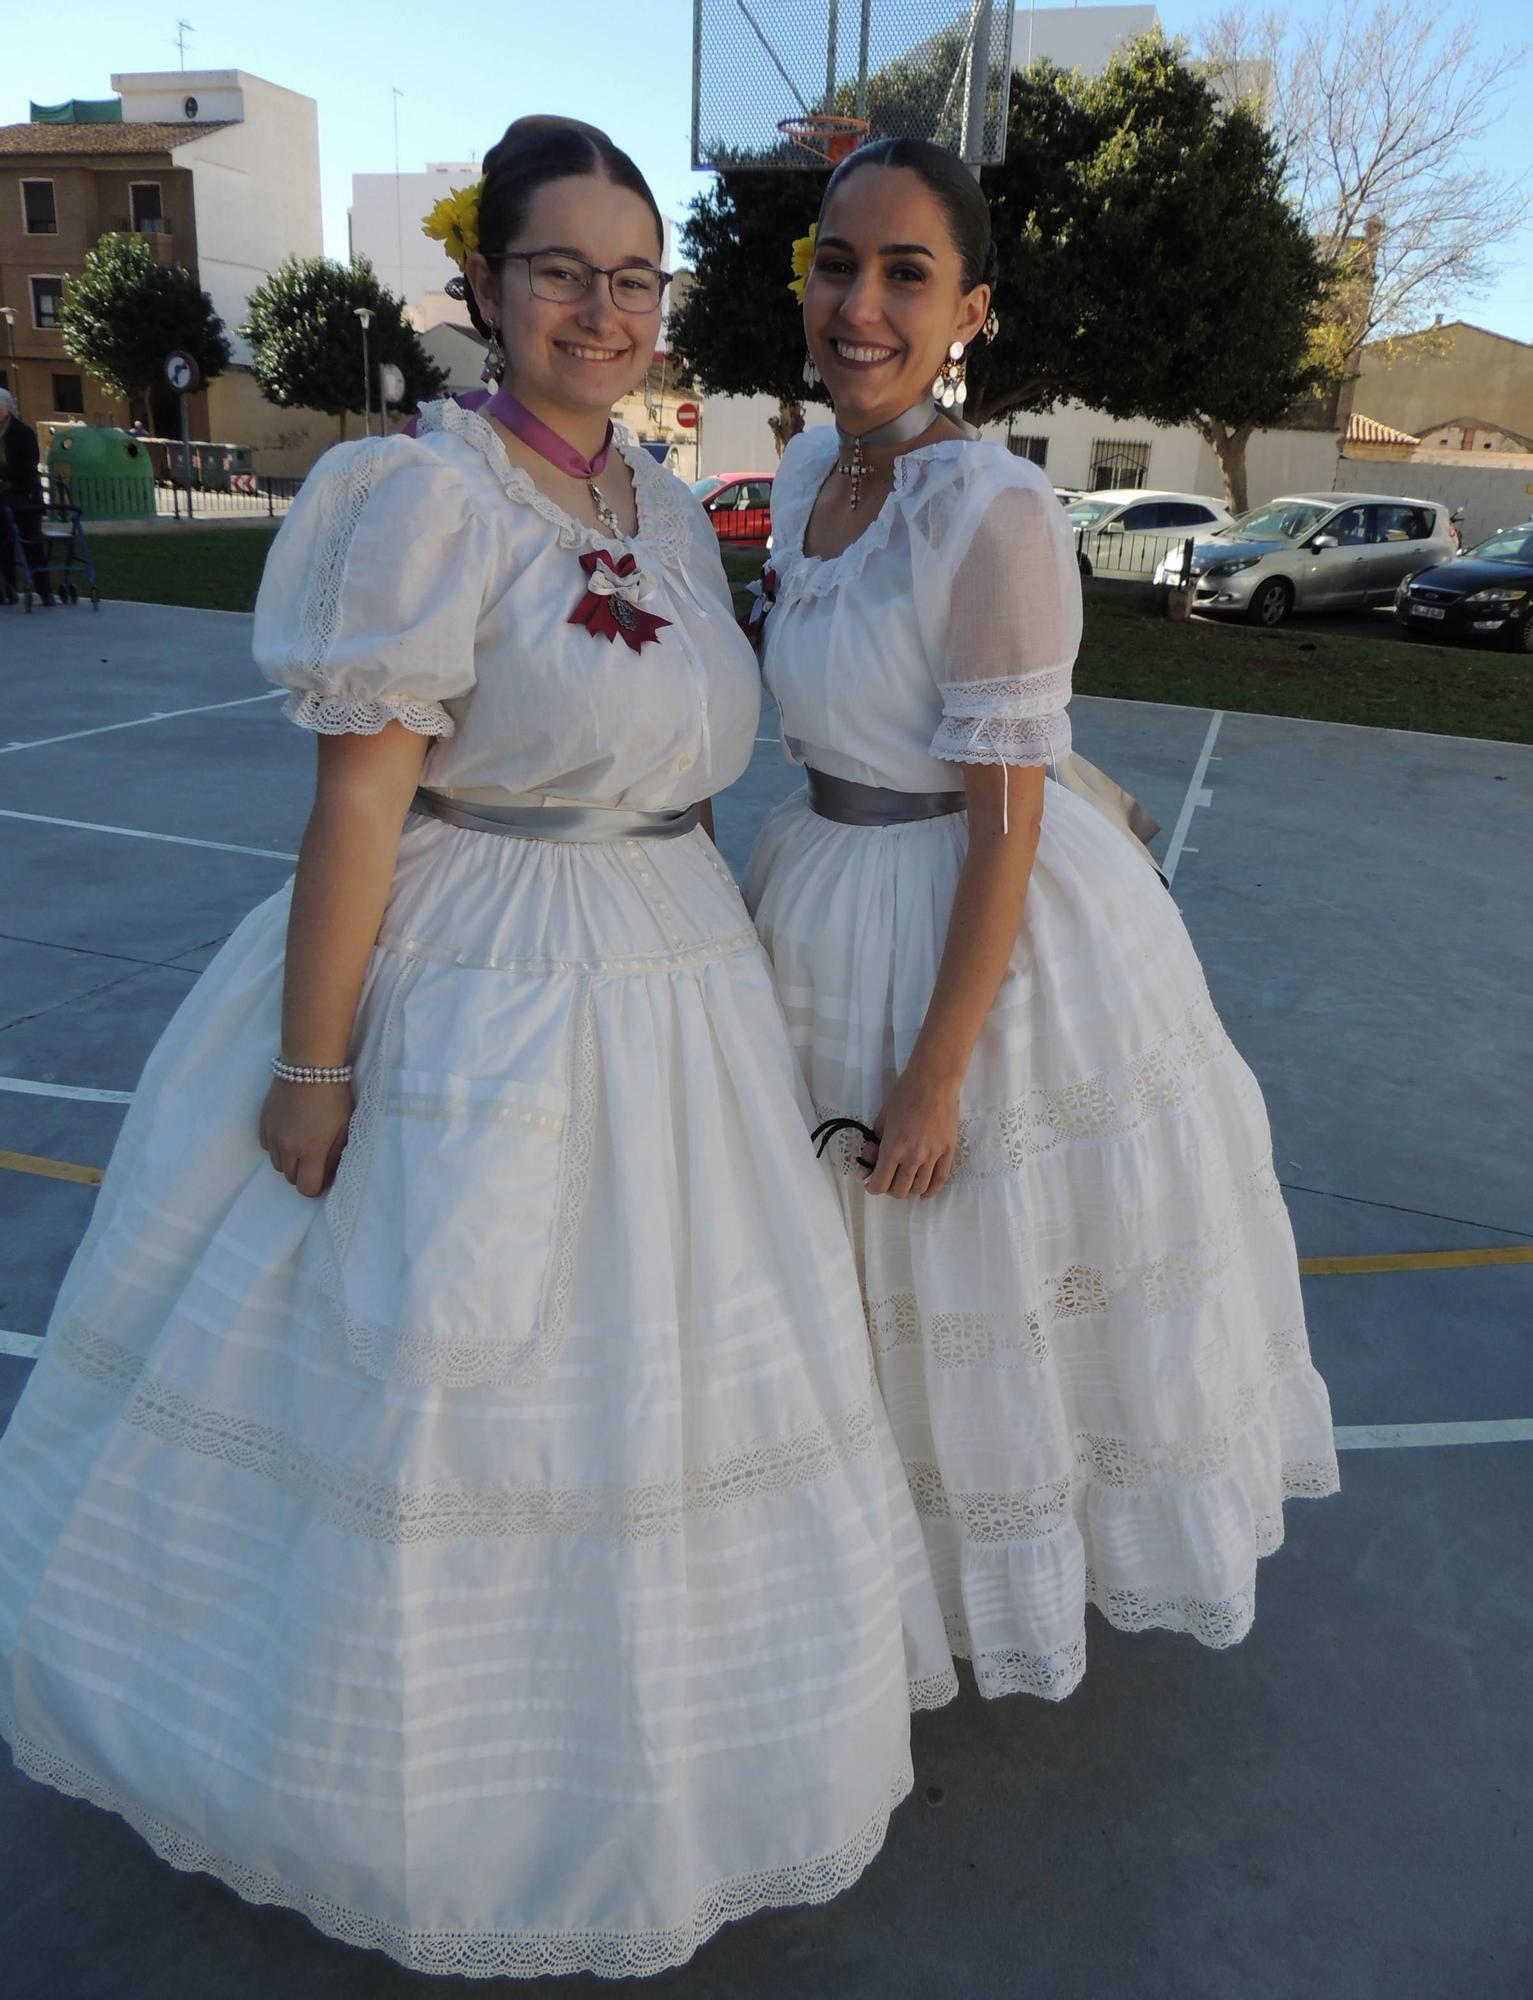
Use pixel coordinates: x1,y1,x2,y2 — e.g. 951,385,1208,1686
110,71,322,368
349,163,479,329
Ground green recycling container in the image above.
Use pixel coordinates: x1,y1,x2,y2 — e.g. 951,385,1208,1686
47,426,156,521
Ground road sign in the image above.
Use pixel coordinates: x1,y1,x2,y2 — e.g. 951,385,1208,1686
164,350,202,394
676,401,700,429
378,361,406,406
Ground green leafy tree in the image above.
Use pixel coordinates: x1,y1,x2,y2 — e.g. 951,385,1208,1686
676,36,1328,507
242,257,448,440
975,43,1328,510
671,170,829,455
58,233,231,419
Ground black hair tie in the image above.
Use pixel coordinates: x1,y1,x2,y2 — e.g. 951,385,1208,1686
810,1117,881,1171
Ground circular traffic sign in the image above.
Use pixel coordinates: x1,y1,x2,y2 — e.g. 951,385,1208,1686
675,401,699,429
164,350,202,394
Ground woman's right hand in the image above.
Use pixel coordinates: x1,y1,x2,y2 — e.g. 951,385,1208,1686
258,1078,354,1198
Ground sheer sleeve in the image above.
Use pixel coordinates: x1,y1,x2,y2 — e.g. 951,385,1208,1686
921,456,1081,771
253,435,490,738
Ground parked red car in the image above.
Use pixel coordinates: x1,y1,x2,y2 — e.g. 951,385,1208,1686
691,471,773,549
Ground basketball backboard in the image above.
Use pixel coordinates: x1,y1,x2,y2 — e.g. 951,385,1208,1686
691,1,1017,172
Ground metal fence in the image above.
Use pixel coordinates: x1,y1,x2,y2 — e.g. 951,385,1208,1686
1076,526,1198,584
41,472,302,523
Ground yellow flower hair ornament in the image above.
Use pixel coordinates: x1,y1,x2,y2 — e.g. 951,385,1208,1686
422,183,483,271
787,223,817,302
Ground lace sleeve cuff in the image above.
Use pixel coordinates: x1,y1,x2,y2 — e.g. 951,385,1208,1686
929,710,1072,769
281,690,456,739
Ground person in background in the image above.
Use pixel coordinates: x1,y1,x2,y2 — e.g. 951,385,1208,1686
0,389,53,606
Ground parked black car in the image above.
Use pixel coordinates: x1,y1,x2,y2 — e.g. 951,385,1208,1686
1395,523,1533,651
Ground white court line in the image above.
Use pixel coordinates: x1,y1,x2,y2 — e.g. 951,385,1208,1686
0,1076,133,1105
0,688,283,755
1333,1419,1533,1449
1161,708,1224,886
0,807,296,862
0,1332,44,1360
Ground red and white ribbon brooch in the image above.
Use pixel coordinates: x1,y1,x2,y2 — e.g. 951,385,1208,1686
568,550,671,653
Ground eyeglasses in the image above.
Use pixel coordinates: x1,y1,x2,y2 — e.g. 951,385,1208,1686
498,249,671,314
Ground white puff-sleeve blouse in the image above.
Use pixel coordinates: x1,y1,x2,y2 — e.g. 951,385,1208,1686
761,428,1080,790
254,402,760,811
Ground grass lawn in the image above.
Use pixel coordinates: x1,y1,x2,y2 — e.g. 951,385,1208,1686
85,533,1533,745
723,548,1533,745
88,526,279,613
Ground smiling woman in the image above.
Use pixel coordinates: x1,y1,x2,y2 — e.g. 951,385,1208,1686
0,114,956,1979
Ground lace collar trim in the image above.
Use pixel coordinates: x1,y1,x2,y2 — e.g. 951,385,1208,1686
771,430,974,602
418,399,689,566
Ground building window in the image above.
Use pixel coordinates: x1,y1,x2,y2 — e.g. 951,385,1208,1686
130,182,167,234
1007,431,1049,467
52,374,85,415
1088,437,1151,489
22,179,57,234
31,277,65,330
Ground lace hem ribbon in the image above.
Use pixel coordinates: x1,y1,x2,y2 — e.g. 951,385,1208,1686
0,1700,915,1982
282,690,455,738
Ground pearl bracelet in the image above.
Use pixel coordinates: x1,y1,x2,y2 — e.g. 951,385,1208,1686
271,1057,354,1085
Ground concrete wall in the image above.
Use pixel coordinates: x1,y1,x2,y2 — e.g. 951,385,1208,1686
1353,324,1533,444
1334,452,1533,546
697,392,784,476
116,72,324,368
350,164,477,317
203,366,341,477
1012,5,1159,72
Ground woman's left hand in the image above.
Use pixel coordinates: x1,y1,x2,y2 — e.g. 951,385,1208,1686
863,1065,960,1200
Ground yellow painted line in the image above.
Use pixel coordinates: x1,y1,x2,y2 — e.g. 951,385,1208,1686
0,1148,103,1187
1300,1246,1533,1275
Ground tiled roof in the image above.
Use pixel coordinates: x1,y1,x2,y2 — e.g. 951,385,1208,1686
0,121,229,157
1346,411,1421,446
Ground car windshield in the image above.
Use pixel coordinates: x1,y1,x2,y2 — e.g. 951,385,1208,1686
689,478,719,498
1223,500,1332,542
1066,499,1118,528
1466,527,1533,565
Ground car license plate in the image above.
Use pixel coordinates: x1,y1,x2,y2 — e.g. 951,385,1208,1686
1410,604,1446,620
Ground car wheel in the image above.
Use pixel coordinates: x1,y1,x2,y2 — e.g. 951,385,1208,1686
1077,552,1093,579
1515,611,1533,654
1246,577,1293,628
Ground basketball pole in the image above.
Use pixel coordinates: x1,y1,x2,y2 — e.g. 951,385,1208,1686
961,0,995,180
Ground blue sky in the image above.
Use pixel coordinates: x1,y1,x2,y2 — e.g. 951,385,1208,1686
6,0,1530,341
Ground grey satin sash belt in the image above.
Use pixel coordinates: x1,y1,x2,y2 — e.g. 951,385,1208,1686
410,789,702,842
806,768,966,826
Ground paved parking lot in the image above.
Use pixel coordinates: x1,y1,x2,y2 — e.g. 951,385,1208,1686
1,600,1529,1999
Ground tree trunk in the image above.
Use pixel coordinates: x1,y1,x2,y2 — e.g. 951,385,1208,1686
768,396,805,457
337,410,348,442
1195,416,1256,514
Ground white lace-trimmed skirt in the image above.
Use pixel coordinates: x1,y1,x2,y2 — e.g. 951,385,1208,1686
0,814,956,1981
744,781,1340,1703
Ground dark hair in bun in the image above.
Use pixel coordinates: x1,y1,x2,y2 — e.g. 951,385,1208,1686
821,137,997,296
465,116,663,338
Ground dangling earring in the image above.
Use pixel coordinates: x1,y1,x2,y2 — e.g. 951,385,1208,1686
482,326,505,385
933,339,967,409
803,353,821,388
983,309,1000,344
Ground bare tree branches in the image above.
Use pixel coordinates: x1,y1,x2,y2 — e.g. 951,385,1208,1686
1199,0,1531,354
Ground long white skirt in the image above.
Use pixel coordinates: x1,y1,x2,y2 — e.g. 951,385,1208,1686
0,814,956,1981
745,781,1339,1704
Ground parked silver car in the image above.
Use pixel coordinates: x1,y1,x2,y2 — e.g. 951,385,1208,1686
1155,493,1456,626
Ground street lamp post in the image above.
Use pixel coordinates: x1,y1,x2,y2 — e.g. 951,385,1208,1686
354,306,374,438
0,306,18,415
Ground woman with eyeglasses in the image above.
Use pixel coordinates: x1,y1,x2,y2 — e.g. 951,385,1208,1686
0,118,954,1977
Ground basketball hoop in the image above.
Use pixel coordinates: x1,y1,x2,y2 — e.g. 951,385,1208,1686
777,113,870,166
